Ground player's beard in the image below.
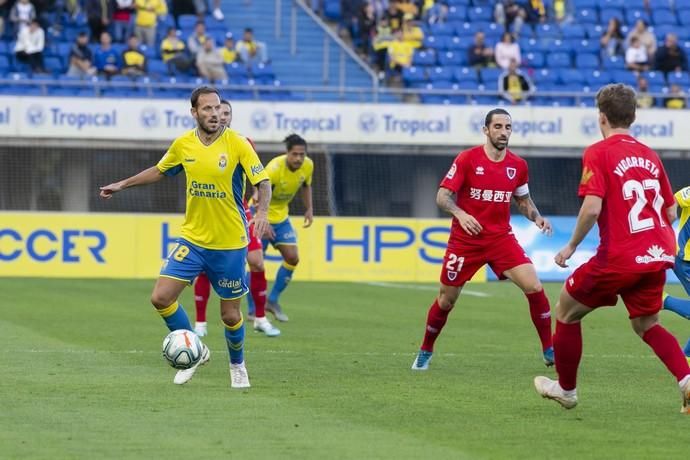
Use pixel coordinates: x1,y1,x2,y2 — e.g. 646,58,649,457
490,135,509,151
198,117,220,135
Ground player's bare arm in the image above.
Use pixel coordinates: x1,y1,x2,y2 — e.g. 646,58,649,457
99,166,164,199
436,187,482,236
554,195,602,268
513,193,552,236
301,183,314,228
251,179,272,239
666,202,678,224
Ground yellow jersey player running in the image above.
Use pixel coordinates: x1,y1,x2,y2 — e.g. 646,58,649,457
99,87,271,388
662,186,690,362
262,134,314,322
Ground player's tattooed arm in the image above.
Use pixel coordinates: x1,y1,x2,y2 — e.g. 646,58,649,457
514,193,553,236
436,187,483,236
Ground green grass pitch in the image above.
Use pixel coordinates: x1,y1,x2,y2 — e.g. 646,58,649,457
2,278,689,459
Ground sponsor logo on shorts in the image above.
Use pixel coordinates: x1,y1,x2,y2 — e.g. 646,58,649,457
447,271,457,281
635,245,674,264
218,278,242,289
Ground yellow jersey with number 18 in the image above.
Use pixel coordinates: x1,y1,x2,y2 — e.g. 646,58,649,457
156,128,269,250
266,154,314,224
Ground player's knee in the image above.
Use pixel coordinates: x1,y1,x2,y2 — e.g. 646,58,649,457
285,255,299,266
151,292,175,310
221,308,242,326
522,282,543,295
438,295,456,311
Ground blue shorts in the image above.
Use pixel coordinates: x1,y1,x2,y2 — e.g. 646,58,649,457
262,218,297,249
160,239,248,300
674,256,690,295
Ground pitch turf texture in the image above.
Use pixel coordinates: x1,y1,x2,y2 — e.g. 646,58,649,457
2,279,689,459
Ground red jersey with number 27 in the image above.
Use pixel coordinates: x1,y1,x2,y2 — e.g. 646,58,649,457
579,134,675,272
440,146,529,247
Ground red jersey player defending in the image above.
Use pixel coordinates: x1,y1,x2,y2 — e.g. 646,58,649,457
534,84,690,413
193,100,280,338
411,108,555,371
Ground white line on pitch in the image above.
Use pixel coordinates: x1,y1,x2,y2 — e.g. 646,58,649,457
362,281,491,297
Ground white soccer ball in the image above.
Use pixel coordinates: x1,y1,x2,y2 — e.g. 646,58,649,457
162,329,203,369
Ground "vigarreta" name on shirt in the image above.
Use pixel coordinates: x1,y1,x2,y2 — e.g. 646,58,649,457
613,156,660,178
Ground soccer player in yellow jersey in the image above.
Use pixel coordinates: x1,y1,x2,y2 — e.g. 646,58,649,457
262,134,314,322
663,186,690,362
99,87,271,388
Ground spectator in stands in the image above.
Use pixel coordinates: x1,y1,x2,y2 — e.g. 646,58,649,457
236,28,268,66
600,17,624,58
494,32,521,70
161,27,192,74
134,0,166,48
14,18,45,73
121,34,147,76
494,0,525,37
221,33,237,64
468,31,494,69
340,0,365,45
186,21,207,58
664,84,687,109
9,0,36,34
498,58,534,104
625,36,650,72
196,38,227,82
94,31,122,78
85,0,113,43
112,0,135,43
401,13,423,49
387,28,414,77
655,33,688,74
551,0,573,24
635,76,654,109
397,0,419,18
356,2,377,56
384,1,405,31
67,31,97,77
425,1,448,25
625,19,656,59
523,0,546,26
373,17,393,77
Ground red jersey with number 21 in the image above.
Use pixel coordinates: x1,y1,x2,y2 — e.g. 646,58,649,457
440,146,529,247
579,134,675,272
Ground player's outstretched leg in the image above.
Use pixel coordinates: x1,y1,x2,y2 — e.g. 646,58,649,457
526,290,555,366
534,320,581,409
173,342,211,385
250,271,280,337
267,261,295,322
663,293,690,320
224,315,250,388
194,273,211,337
412,298,451,371
533,376,578,409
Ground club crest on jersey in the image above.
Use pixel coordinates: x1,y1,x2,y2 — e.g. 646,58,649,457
447,271,457,281
475,166,484,175
218,153,227,170
506,167,516,179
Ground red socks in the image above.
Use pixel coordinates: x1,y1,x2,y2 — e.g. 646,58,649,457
554,320,582,391
526,290,553,352
421,300,450,352
194,273,210,322
250,270,267,318
642,324,690,381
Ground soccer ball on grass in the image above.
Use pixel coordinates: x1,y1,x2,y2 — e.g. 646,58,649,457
162,329,203,369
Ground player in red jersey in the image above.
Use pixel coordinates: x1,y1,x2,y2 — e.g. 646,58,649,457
411,108,555,371
193,100,280,338
534,84,690,413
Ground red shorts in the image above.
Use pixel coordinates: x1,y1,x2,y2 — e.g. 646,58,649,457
440,233,532,286
245,207,263,252
565,259,666,318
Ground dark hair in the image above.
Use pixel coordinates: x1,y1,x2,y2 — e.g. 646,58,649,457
484,108,511,127
284,133,307,151
220,99,232,110
596,83,636,129
244,27,253,33
190,86,220,108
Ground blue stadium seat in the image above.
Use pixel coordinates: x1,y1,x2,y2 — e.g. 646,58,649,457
57,42,73,58
437,51,464,66
402,66,428,84
445,36,469,52
550,39,575,53
574,0,598,7
519,37,537,52
625,9,651,25
533,68,559,85
467,7,492,22
429,23,455,37
642,71,665,86
575,53,600,69
622,0,647,8
429,66,454,82
413,50,437,66
453,67,478,82
601,55,625,70
251,62,274,79
226,62,250,78
677,0,690,9
679,10,690,27
454,21,491,37
575,39,602,53
546,52,571,68
323,0,341,20
559,68,586,85
561,24,586,40
524,52,545,68
600,8,624,24
479,67,503,84
584,24,604,40
584,69,613,87
0,42,9,55
147,59,169,77
424,35,447,51
44,56,64,73
535,24,561,39
611,69,638,86
667,71,690,85
652,10,677,26
178,15,199,31
0,55,10,71
446,0,471,5
653,25,677,42
482,23,504,42
576,8,599,24
597,0,625,8
447,5,467,22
